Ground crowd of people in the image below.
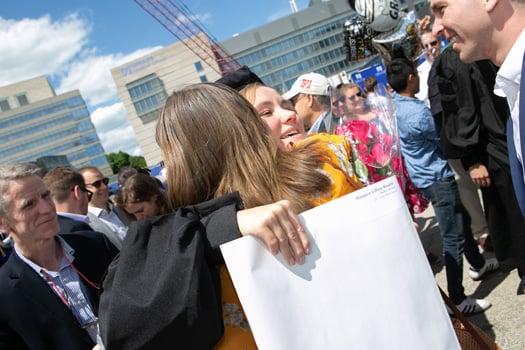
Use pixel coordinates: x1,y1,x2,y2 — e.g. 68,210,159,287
0,0,524,348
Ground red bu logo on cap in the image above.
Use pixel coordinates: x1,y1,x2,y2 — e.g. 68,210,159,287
300,79,312,89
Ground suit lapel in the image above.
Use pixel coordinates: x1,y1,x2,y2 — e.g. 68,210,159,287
9,252,76,319
507,117,525,217
516,52,525,217
519,52,525,174
8,250,95,345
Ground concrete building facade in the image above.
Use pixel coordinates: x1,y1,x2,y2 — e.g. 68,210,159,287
0,76,112,175
111,33,221,166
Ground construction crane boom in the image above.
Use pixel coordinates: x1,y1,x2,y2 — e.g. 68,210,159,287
134,0,241,76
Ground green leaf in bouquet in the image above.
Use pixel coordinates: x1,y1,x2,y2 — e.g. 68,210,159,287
354,159,369,182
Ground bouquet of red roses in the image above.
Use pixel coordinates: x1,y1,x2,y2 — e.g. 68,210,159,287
337,118,402,186
335,84,403,186
335,86,429,214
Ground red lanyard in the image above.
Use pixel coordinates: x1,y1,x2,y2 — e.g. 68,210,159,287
41,246,101,306
60,248,100,290
41,269,70,307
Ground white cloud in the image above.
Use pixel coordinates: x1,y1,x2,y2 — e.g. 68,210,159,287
0,14,89,86
267,8,294,22
0,13,160,159
267,0,309,22
91,103,142,156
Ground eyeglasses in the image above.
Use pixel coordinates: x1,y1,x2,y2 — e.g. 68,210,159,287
424,40,439,48
81,188,93,201
73,186,93,201
346,92,362,101
290,94,303,106
86,177,109,188
332,96,344,106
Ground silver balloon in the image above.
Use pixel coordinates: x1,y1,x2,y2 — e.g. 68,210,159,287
371,11,424,66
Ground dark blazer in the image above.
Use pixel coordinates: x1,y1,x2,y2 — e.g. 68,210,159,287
507,53,525,217
0,231,118,350
508,118,525,217
57,215,94,234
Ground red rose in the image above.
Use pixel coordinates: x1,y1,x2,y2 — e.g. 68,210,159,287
371,143,390,166
348,120,370,144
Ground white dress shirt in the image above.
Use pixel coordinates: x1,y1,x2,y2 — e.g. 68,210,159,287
88,203,127,240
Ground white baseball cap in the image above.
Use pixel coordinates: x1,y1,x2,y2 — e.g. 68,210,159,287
283,72,331,100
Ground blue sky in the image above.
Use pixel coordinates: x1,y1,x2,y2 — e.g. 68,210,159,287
1,0,310,157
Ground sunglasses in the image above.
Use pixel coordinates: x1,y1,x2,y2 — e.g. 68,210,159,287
86,177,109,188
73,186,93,201
333,92,362,105
424,40,439,48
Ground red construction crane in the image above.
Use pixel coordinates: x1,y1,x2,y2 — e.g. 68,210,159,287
134,0,241,76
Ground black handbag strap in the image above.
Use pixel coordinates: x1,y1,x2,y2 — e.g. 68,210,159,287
437,285,493,350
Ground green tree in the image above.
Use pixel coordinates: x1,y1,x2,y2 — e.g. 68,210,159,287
129,155,147,169
107,151,146,174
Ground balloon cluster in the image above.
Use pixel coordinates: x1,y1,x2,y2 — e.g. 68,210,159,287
342,17,379,62
344,0,423,66
372,11,423,65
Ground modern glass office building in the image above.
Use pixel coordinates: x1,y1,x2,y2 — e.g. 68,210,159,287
0,76,112,175
112,0,429,164
220,0,356,92
221,0,429,92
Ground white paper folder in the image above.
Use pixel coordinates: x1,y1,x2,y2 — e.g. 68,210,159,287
220,176,459,350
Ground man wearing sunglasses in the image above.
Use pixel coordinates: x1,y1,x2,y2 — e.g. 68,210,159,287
79,166,129,250
416,30,443,107
43,167,123,252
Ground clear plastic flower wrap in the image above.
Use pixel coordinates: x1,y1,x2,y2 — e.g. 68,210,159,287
335,84,429,214
336,84,401,186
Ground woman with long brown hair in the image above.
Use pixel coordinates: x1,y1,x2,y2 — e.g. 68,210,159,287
154,82,361,348
157,82,360,214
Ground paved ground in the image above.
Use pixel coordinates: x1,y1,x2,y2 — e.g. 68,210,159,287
415,205,525,350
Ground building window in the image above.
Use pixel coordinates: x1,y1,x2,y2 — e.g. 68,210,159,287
199,75,208,83
16,93,29,106
126,74,167,122
0,98,11,112
194,61,204,72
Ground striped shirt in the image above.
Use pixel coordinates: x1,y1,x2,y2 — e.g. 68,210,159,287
14,236,98,342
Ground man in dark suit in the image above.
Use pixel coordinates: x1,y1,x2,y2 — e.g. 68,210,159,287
43,167,94,234
44,167,122,249
0,163,118,349
431,0,525,293
428,46,525,294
